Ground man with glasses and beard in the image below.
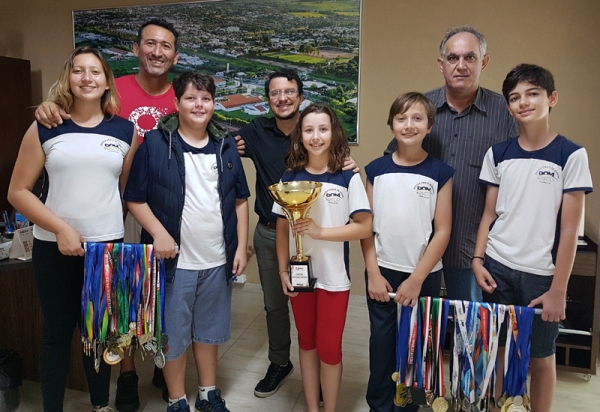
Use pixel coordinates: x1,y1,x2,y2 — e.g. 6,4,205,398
234,70,357,399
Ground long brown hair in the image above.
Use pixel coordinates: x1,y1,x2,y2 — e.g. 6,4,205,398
46,46,120,115
287,103,350,172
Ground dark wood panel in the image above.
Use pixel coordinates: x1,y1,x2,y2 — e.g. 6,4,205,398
0,56,33,214
0,260,88,392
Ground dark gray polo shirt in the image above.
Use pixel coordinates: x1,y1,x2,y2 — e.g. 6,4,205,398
386,87,518,269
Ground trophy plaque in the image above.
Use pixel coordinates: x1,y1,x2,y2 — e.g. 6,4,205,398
268,181,322,292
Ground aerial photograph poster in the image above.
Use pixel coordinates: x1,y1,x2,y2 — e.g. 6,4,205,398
73,0,362,143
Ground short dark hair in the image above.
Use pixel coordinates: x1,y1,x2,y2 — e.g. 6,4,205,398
265,70,303,96
173,72,215,100
387,92,436,129
502,64,556,103
137,18,180,50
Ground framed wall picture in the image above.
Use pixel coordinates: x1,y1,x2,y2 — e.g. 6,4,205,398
73,0,361,143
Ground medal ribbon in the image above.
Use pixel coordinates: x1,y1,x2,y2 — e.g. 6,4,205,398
455,301,477,404
396,303,413,386
435,298,450,398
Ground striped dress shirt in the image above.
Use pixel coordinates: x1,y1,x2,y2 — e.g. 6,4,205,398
385,86,518,269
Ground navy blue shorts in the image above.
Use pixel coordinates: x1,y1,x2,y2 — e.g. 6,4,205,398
483,255,559,358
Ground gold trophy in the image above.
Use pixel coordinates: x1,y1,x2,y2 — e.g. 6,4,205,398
268,181,322,292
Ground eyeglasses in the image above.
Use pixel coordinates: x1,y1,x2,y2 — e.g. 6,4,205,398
268,89,298,98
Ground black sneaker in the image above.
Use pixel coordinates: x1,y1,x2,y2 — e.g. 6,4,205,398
115,371,140,412
152,366,169,403
254,362,294,398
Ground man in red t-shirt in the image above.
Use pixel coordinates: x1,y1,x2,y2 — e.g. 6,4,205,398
35,18,180,412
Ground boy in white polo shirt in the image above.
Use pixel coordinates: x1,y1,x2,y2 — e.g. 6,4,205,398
473,64,593,412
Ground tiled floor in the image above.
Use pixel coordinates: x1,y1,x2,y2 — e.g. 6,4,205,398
16,282,600,411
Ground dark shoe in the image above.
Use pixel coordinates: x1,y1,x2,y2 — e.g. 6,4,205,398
194,389,230,412
254,362,294,398
152,366,169,403
166,399,191,412
115,371,140,412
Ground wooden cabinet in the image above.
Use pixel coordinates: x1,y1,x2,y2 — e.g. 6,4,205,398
555,236,599,377
0,56,33,213
0,259,89,392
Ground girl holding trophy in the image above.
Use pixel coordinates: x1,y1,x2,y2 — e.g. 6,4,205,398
273,103,372,412
8,47,138,412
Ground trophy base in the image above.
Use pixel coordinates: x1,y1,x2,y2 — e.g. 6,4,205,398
289,258,315,292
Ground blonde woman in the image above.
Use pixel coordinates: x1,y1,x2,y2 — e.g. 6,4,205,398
8,46,138,412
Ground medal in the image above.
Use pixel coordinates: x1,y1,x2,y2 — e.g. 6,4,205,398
391,371,399,382
394,382,406,406
154,350,166,368
431,395,449,412
81,242,168,370
461,396,471,412
103,347,123,365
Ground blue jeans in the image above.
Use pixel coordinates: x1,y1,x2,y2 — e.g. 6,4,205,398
365,267,441,412
254,223,291,366
443,267,482,302
483,255,558,358
164,265,232,360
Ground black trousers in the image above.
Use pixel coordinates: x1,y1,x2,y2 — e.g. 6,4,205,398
365,267,442,412
32,238,112,412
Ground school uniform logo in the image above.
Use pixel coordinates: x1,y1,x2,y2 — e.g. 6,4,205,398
414,182,434,199
535,166,560,184
324,188,344,204
101,138,122,153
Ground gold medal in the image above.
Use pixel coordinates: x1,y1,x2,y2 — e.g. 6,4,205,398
431,396,449,412
522,394,530,408
103,347,123,365
118,334,132,348
138,332,152,345
506,405,527,412
391,371,399,382
394,383,406,406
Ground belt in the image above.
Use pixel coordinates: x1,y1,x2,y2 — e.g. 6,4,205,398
258,217,277,230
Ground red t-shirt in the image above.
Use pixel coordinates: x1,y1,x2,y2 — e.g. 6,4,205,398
115,75,176,141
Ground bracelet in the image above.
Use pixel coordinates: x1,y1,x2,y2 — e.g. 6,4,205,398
278,270,289,275
472,256,485,262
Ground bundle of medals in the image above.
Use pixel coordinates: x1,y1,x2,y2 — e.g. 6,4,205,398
81,242,167,372
394,299,535,412
393,297,451,411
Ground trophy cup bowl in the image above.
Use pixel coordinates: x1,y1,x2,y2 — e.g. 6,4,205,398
268,181,322,291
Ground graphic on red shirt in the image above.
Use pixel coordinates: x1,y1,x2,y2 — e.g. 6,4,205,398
115,75,176,140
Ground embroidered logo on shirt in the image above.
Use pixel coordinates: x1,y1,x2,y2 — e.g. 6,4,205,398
414,182,435,199
101,138,122,153
324,188,344,204
535,166,560,184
